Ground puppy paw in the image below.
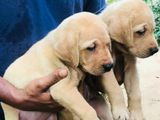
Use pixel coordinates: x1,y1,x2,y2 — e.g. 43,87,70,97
129,109,145,120
112,106,129,120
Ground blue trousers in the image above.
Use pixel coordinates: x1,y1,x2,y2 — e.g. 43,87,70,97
0,104,4,120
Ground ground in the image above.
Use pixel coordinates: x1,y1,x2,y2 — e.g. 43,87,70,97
137,51,160,120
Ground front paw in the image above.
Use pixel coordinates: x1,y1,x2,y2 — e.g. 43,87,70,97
112,106,129,120
129,109,145,120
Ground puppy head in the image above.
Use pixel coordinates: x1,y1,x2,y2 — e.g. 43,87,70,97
54,12,113,76
79,32,113,76
101,0,159,58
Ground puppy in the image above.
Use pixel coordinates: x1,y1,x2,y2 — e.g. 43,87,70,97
2,12,113,120
99,0,159,120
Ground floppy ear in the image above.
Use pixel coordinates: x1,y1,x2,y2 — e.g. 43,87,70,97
106,15,133,45
53,26,79,67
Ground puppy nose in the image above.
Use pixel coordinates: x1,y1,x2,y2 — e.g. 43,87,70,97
149,47,159,55
103,63,113,72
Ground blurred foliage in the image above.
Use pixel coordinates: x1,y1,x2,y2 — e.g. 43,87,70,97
144,0,153,6
151,1,160,44
106,0,118,4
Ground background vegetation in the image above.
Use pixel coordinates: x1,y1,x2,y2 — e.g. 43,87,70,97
149,0,160,44
106,0,160,45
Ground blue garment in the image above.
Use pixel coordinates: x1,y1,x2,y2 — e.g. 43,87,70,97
0,0,106,119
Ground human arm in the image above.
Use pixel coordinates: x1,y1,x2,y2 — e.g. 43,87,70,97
0,69,67,112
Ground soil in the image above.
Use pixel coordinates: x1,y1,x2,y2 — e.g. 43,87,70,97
137,51,160,120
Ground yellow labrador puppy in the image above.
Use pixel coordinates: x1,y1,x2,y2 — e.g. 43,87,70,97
99,0,159,120
2,12,113,120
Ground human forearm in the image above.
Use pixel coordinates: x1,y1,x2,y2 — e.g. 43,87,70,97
0,76,20,108
0,69,67,111
0,76,59,111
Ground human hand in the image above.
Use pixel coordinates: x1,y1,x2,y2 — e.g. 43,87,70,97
15,69,67,111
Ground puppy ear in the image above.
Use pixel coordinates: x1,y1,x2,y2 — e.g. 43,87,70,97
53,27,79,67
105,15,133,45
123,17,133,46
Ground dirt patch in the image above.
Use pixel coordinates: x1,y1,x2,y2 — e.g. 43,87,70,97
137,51,160,120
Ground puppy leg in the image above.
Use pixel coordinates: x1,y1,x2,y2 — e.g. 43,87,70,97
124,55,145,120
102,70,129,120
50,78,99,120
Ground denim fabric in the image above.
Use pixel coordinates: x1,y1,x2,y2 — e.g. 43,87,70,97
0,0,106,119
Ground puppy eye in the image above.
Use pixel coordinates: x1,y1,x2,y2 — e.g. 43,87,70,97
86,43,96,51
135,28,146,36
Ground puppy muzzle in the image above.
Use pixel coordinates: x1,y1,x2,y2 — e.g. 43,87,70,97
102,63,113,72
149,47,159,56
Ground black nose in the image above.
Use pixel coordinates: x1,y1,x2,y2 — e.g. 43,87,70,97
103,63,113,72
149,47,159,55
